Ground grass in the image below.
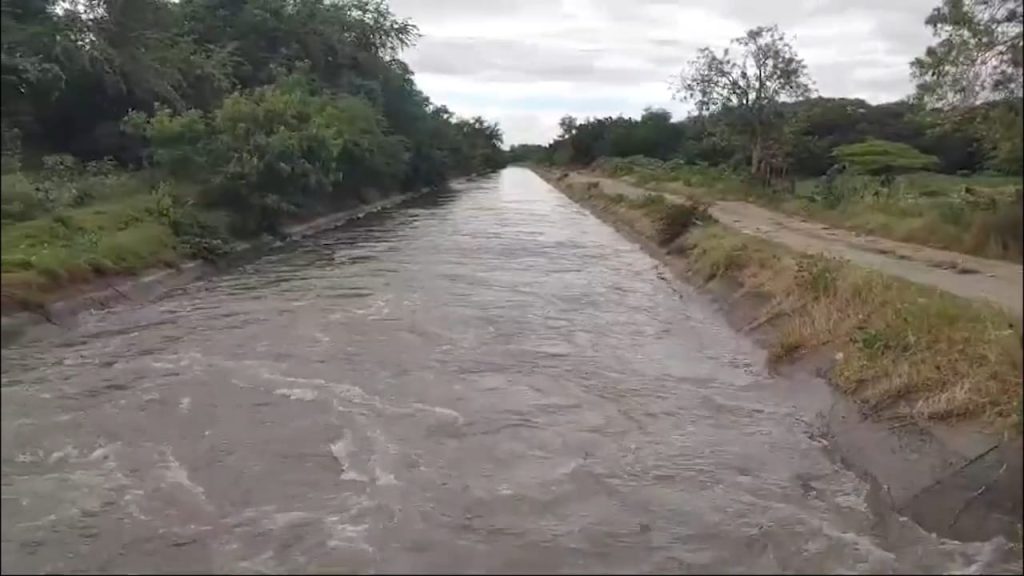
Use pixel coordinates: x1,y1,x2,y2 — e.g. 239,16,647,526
0,166,218,311
2,195,181,307
550,171,1023,431
685,225,1021,428
593,157,1024,262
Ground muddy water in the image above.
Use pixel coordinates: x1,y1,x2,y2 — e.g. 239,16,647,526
1,168,1019,574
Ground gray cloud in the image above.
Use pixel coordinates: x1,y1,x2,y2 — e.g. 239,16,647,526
388,0,939,145
408,36,685,84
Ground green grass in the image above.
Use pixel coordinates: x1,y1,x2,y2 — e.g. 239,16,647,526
1,169,187,309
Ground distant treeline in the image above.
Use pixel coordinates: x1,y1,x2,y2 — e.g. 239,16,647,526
510,96,1020,178
512,0,1022,180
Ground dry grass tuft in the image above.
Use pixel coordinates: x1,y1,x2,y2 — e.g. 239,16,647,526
686,225,1022,429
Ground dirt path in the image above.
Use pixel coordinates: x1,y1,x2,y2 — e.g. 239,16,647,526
563,172,1024,317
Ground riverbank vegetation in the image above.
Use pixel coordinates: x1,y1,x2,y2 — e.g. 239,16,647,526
512,0,1023,262
1,0,506,311
546,172,1022,431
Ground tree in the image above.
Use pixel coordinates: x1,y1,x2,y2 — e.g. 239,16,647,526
130,77,410,234
506,144,548,164
833,139,940,176
912,0,1023,107
557,115,578,139
912,0,1023,174
674,25,815,176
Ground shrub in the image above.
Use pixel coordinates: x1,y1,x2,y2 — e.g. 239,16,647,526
1,173,50,222
131,77,410,235
833,139,940,176
648,201,709,245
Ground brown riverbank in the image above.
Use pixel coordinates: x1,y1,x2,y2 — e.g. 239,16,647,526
533,166,1022,545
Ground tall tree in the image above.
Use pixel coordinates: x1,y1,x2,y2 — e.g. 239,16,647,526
912,0,1023,173
674,25,815,176
912,0,1023,106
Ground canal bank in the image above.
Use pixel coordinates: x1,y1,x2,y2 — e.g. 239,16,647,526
533,166,1022,546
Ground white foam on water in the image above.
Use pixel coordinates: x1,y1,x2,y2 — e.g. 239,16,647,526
259,370,328,386
86,443,119,462
124,489,150,520
235,550,278,574
410,402,464,423
341,470,370,482
157,448,208,504
265,511,316,529
47,446,80,464
373,463,399,486
15,450,45,463
273,388,318,401
330,431,369,482
323,517,373,552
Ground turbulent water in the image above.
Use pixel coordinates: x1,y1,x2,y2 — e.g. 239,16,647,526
1,168,1019,573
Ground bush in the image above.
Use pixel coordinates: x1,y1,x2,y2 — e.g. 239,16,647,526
833,139,940,175
131,78,410,235
644,201,709,245
1,173,50,222
966,188,1024,260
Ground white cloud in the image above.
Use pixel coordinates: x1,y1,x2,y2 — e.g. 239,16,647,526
388,0,938,145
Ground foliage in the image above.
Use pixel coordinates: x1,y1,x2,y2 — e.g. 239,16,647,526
912,0,1023,175
541,12,1019,178
912,0,1023,107
674,25,815,175
506,144,549,164
546,95,1006,177
833,139,941,176
549,108,686,166
1,0,502,178
129,79,408,234
2,169,179,288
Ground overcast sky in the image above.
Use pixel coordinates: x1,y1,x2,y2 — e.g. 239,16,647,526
387,0,938,146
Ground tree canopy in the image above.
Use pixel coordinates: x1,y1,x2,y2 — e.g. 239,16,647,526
912,0,1023,107
911,0,1023,174
0,0,505,185
675,25,815,175
833,139,941,176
